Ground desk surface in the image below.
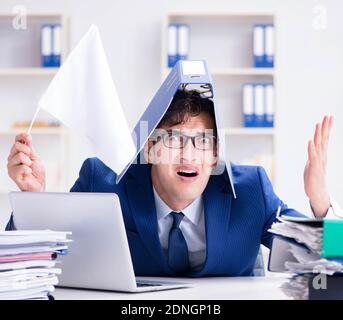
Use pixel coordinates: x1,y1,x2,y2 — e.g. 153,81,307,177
54,276,292,300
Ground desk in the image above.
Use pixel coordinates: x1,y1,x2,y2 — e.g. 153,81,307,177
54,276,292,300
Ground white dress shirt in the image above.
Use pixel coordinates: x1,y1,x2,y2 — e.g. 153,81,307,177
153,187,206,271
313,195,343,219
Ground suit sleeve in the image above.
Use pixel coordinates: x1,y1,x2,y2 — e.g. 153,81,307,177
70,158,94,192
257,166,306,249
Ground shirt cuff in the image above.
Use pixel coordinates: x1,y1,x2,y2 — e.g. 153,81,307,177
309,195,343,219
325,195,343,219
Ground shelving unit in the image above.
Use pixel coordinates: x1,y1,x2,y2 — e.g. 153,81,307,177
162,12,277,182
0,13,69,69
0,127,66,135
0,13,69,195
210,68,275,76
0,68,58,76
224,127,275,136
162,67,274,79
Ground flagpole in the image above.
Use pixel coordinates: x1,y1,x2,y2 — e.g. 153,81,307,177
27,105,41,136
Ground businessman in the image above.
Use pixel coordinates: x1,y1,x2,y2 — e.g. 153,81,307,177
6,89,336,276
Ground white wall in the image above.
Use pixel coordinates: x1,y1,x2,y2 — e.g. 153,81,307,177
0,0,342,228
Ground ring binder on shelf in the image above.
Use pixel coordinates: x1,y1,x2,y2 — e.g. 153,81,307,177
41,24,52,67
264,24,274,68
253,24,264,68
52,24,62,67
168,24,178,68
177,24,189,62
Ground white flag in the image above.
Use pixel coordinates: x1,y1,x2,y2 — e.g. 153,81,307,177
36,25,136,176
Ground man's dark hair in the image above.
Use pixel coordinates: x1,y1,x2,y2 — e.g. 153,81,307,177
157,89,217,136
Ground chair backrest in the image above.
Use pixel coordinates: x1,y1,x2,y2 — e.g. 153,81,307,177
253,246,265,276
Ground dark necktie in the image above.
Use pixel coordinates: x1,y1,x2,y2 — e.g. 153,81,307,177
167,211,190,274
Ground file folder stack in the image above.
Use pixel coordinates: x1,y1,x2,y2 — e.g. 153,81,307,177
268,216,343,299
0,230,71,300
253,24,274,68
41,24,62,68
167,23,190,68
280,273,343,300
242,83,274,127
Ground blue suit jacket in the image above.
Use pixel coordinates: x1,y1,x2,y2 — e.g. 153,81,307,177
63,157,303,277
6,157,304,276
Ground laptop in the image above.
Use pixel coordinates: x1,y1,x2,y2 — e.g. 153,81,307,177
9,192,190,293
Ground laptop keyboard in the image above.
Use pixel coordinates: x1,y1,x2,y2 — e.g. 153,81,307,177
136,282,163,287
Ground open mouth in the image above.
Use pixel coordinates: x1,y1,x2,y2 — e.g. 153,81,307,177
176,170,198,178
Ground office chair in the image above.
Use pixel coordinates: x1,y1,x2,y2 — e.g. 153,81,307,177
253,246,265,276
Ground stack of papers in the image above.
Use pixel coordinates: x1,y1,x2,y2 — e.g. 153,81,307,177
269,216,343,300
269,216,343,275
280,273,343,300
0,230,71,300
280,275,311,300
269,216,323,254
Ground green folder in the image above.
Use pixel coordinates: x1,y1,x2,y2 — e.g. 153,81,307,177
322,220,343,259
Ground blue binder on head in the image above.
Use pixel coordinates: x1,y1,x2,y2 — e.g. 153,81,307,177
116,60,236,198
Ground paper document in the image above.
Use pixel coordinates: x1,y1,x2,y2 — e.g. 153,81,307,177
0,245,68,256
0,285,55,300
269,217,343,275
0,230,70,300
0,268,61,279
269,215,343,299
31,24,136,176
0,252,57,263
0,275,58,291
269,216,323,254
0,260,57,271
0,230,72,246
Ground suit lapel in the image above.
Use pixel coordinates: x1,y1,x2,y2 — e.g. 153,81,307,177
125,165,170,271
191,174,232,276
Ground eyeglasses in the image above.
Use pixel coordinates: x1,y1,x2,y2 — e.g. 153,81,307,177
152,130,217,151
